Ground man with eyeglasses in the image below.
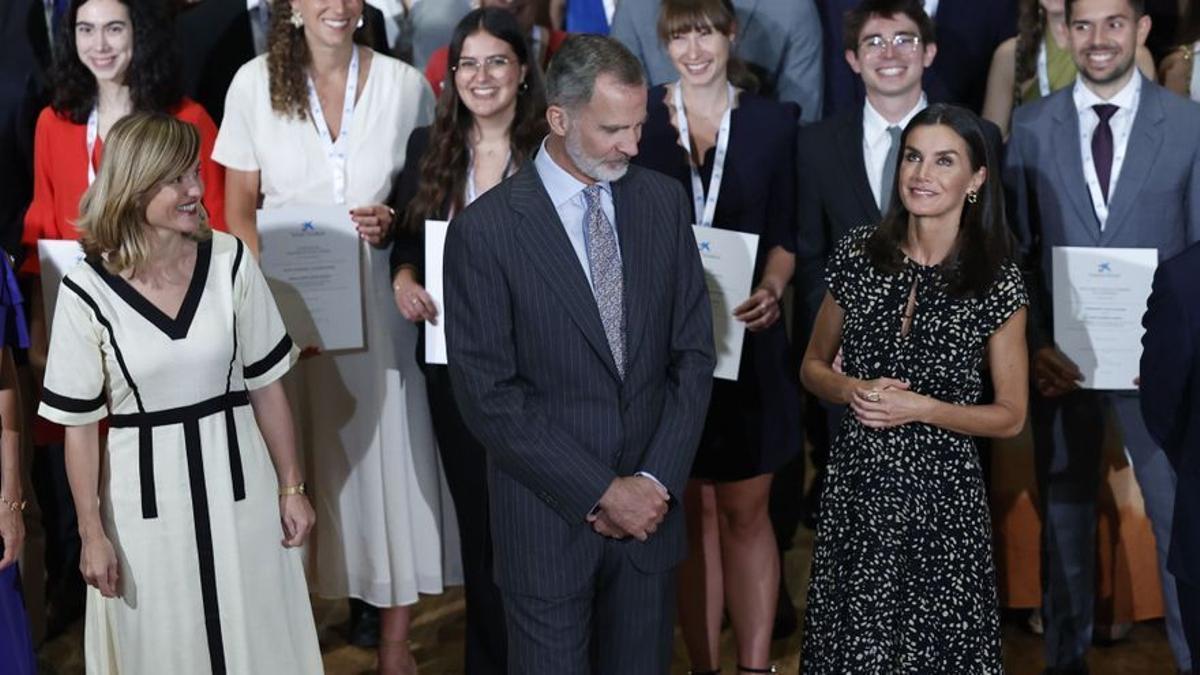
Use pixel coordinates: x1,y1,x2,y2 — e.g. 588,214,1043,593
792,0,1002,572
817,0,1017,116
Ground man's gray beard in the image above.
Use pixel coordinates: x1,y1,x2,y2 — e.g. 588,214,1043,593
565,126,629,183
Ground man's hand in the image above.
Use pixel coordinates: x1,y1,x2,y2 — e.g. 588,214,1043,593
588,510,629,539
594,476,669,542
1033,346,1083,397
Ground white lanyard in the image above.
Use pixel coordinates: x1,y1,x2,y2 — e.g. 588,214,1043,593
86,107,99,185
1037,40,1051,98
1190,42,1200,103
306,46,360,205
672,82,734,228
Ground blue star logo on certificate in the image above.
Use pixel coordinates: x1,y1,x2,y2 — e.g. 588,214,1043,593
1097,262,1112,274
301,221,316,232
699,241,712,252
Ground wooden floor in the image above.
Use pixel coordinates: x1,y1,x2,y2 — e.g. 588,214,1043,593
37,524,1177,674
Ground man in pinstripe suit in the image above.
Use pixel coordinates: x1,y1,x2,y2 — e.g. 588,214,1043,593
444,35,716,674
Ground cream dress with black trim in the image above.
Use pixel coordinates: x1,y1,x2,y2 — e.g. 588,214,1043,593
38,231,322,674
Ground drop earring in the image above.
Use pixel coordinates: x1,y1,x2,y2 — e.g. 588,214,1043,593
356,15,364,29
966,190,979,204
290,9,304,28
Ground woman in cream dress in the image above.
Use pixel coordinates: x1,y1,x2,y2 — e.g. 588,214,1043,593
214,1,459,671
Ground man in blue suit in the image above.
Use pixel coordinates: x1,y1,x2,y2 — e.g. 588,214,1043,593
444,35,715,674
1141,243,1200,665
1006,0,1200,671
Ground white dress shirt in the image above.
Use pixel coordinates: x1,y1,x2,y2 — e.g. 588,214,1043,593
533,138,620,290
924,0,939,18
1073,72,1142,229
863,95,927,209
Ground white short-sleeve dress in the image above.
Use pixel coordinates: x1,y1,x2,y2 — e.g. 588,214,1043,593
213,50,461,606
38,232,322,674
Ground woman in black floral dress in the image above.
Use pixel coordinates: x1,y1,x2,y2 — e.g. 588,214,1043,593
799,104,1029,673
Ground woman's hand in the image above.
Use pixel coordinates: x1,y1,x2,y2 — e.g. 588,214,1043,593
0,507,24,571
350,204,395,247
850,379,935,429
280,494,315,548
81,530,120,598
392,268,438,323
733,286,781,332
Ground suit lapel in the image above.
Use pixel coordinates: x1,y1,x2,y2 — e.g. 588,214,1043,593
510,165,622,380
1100,84,1165,246
614,175,648,367
1050,92,1103,244
836,110,882,224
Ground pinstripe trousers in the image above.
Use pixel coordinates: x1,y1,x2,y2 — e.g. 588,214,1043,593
501,540,677,675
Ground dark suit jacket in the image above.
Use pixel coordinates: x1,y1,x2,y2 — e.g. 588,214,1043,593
444,161,715,596
1140,242,1200,585
817,0,1017,117
793,104,1005,342
174,0,389,125
0,0,52,257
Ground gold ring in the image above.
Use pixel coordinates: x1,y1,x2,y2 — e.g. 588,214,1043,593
865,390,881,403
411,298,419,306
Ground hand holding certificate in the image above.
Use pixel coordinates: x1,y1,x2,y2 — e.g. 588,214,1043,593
693,226,759,381
1052,246,1156,390
257,206,364,352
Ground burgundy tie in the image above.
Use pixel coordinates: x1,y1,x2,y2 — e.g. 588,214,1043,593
1092,104,1119,204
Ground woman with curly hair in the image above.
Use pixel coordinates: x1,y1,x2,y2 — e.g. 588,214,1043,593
388,8,546,672
981,0,1155,136
214,1,455,673
1159,1,1200,100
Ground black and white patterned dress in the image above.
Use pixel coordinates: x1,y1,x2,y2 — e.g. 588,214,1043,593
801,226,1027,673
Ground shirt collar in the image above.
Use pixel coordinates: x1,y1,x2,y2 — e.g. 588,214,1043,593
534,137,611,209
246,0,262,12
862,93,928,145
1073,70,1142,113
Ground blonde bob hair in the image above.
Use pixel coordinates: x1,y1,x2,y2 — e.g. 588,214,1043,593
77,112,211,275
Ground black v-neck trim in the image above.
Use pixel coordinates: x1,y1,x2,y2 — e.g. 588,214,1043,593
89,238,213,341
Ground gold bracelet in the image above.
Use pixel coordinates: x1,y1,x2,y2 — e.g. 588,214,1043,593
279,482,307,497
0,496,26,512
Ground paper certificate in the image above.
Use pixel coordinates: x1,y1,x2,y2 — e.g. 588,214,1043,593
424,220,449,365
1052,246,1157,390
38,239,87,337
257,206,364,352
693,226,759,381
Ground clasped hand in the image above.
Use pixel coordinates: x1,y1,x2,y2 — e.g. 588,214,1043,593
349,203,394,247
850,377,931,429
588,476,669,542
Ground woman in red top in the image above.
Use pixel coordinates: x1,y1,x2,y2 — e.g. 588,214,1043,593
24,0,225,458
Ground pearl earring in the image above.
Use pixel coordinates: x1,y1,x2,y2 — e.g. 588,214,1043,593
289,9,304,29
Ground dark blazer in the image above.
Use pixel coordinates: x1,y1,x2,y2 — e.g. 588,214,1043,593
444,161,715,596
174,0,389,125
793,104,1005,341
0,0,52,257
1140,242,1200,585
1006,79,1200,352
817,0,1017,117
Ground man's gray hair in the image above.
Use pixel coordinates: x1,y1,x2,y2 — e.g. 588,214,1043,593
545,35,647,110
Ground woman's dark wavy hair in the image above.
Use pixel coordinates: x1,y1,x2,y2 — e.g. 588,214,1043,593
402,8,548,233
866,103,1014,298
51,0,182,124
1014,0,1044,87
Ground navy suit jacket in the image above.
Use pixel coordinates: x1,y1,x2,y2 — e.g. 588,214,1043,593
817,0,1016,116
444,161,715,596
1141,242,1200,585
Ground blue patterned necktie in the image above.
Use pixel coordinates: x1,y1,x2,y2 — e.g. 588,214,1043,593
582,184,626,378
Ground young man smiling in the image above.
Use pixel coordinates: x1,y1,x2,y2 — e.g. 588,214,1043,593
1006,0,1200,671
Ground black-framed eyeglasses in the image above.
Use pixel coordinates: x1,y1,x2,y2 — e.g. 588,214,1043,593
452,55,514,77
859,33,922,56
